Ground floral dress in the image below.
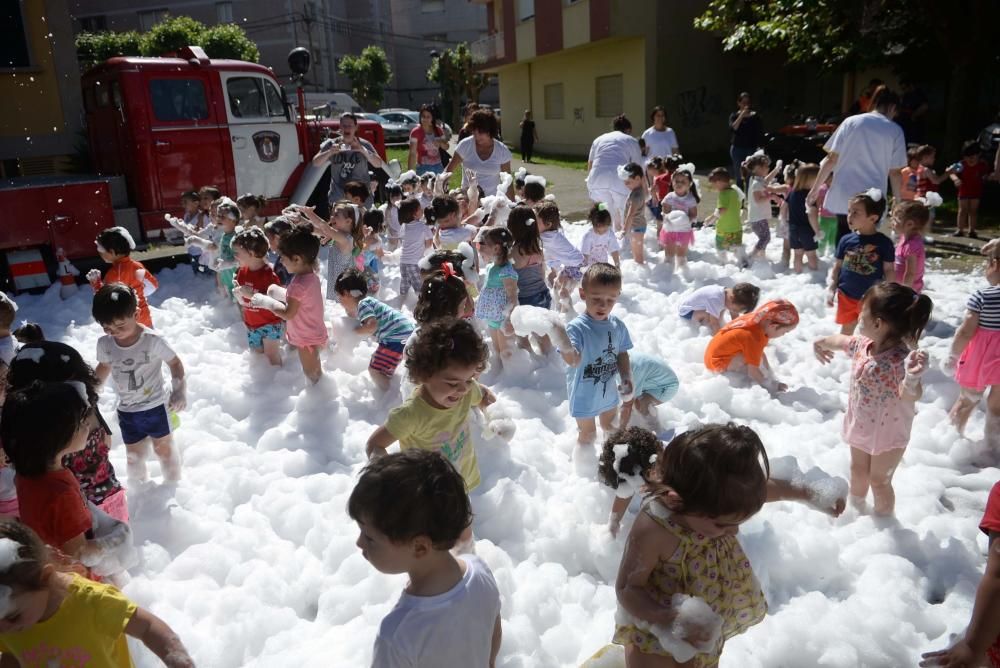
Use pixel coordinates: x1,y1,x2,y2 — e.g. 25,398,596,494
475,262,518,327
842,336,913,455
62,425,122,507
613,500,767,667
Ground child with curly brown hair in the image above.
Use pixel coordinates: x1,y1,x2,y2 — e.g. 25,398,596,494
598,426,663,537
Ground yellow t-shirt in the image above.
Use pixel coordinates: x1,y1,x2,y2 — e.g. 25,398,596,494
386,381,484,491
0,573,138,667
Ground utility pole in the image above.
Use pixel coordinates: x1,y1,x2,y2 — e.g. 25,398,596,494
303,1,319,91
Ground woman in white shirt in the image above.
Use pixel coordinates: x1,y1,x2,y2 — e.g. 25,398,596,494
445,109,512,198
641,106,680,161
586,115,643,232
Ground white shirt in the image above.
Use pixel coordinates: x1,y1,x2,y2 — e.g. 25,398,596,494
541,230,584,269
456,137,512,196
96,327,177,412
371,555,500,668
586,131,643,193
383,204,401,239
400,220,434,265
438,224,477,250
641,126,679,160
662,192,698,219
580,228,621,265
746,176,771,222
678,285,727,319
822,111,907,215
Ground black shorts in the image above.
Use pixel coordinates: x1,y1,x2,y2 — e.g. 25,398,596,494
789,223,818,251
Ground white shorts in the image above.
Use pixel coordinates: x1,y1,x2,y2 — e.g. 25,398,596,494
587,187,628,225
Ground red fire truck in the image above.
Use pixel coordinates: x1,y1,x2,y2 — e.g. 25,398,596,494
0,46,384,292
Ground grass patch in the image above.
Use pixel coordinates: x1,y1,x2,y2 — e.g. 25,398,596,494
502,144,588,170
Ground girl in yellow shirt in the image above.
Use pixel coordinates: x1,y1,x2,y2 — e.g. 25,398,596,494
0,519,194,667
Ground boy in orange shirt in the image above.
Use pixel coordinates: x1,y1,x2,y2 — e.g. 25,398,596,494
704,299,799,392
86,227,158,328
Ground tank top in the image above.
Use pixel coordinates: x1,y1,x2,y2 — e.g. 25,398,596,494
515,258,547,297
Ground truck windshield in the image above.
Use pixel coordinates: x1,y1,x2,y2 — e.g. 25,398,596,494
149,79,209,122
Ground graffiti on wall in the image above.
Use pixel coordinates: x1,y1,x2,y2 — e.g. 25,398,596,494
676,86,723,129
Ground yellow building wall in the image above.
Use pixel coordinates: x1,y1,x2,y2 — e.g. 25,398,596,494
562,0,590,49
515,20,536,62
0,0,65,138
498,37,647,156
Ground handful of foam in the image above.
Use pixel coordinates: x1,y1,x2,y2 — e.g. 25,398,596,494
615,595,722,662
510,305,572,351
768,455,849,514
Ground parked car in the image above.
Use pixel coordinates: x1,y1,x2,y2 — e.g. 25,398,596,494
358,112,410,146
377,109,453,138
764,115,840,166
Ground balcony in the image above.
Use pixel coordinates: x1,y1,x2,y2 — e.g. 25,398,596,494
471,32,505,65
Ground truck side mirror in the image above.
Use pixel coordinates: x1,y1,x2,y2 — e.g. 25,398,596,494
288,48,311,76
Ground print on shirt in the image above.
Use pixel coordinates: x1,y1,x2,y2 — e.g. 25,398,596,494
843,243,881,276
23,643,90,665
582,333,619,397
335,152,363,181
117,351,152,394
434,424,470,466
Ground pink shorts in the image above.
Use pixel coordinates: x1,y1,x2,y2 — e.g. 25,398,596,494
658,229,695,247
99,489,130,524
956,328,1000,391
0,496,18,518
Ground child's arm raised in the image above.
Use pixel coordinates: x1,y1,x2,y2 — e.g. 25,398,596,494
124,607,196,667
366,426,397,459
921,538,1000,667
900,350,929,402
813,334,852,364
616,511,682,628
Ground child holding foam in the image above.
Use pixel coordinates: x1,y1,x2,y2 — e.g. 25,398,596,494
93,284,186,482
537,202,584,313
558,263,633,446
87,227,159,328
232,227,284,366
598,426,663,537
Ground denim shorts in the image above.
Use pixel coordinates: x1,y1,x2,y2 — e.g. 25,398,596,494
118,404,171,444
518,289,552,309
247,322,285,350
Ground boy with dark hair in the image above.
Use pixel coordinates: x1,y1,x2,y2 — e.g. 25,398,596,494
92,284,186,482
948,140,994,238
556,262,633,445
182,190,208,274
232,227,284,366
343,180,370,206
333,268,414,390
348,449,502,668
522,178,546,207
86,227,159,328
0,292,18,365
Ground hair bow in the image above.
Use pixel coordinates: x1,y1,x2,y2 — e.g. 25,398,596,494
526,218,536,227
524,175,547,187
918,192,943,208
441,262,457,278
514,166,527,181
617,165,631,181
865,188,883,202
676,162,696,175
398,170,418,184
751,148,766,157
457,242,476,276
598,202,608,212
349,289,364,298
106,226,137,250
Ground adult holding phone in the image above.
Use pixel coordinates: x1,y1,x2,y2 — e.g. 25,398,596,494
729,92,764,190
312,112,383,208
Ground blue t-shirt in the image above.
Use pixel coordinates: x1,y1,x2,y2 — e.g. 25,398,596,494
357,296,415,345
836,232,895,300
630,352,680,404
565,313,633,418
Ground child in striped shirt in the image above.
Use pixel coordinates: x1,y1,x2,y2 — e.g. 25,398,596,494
335,268,415,390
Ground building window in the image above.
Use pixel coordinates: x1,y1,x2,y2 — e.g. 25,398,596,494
216,2,233,24
518,0,535,21
149,79,209,122
1,0,32,68
544,83,564,120
79,15,108,32
421,0,445,12
595,74,623,118
138,9,170,32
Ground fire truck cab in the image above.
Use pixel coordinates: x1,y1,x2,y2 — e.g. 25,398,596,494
0,46,384,292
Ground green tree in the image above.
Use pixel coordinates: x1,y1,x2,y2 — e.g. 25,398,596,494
201,24,260,62
139,15,206,57
75,31,142,69
427,43,488,129
694,0,1000,153
337,46,393,110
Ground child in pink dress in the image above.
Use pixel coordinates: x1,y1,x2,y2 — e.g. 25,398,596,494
813,282,933,516
249,223,329,384
945,241,1000,451
892,198,936,294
